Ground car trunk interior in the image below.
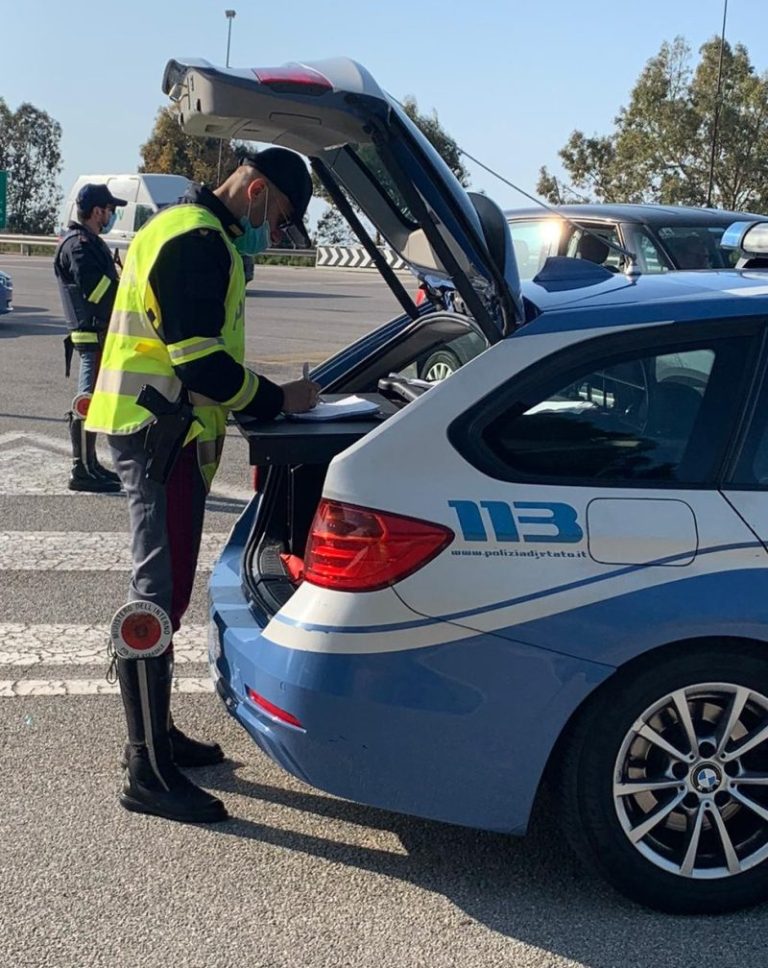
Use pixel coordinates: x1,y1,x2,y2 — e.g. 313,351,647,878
238,312,487,618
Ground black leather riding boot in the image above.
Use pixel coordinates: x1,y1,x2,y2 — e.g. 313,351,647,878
120,654,225,768
67,414,120,493
117,654,228,823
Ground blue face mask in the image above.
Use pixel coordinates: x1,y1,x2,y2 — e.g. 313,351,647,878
101,210,117,234
234,218,270,256
233,191,271,256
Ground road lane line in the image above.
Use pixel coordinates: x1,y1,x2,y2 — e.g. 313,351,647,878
0,677,214,697
0,431,251,501
0,531,225,570
0,624,208,666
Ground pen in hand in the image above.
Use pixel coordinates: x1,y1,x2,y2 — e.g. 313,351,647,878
302,361,322,407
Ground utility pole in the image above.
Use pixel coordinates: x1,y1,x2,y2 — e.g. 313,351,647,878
216,9,237,183
706,0,729,208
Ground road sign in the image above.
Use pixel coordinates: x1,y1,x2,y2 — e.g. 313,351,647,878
0,170,6,229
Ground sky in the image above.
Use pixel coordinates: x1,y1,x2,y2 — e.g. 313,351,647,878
2,0,768,228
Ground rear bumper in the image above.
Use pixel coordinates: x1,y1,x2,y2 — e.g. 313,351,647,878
209,529,613,834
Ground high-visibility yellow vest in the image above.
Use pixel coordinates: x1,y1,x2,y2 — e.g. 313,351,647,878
86,204,256,489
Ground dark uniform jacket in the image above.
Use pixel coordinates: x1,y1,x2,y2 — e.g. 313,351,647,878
54,221,119,333
148,184,284,420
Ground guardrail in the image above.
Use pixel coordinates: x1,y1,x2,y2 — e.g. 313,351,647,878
0,234,59,255
0,236,410,274
0,233,318,262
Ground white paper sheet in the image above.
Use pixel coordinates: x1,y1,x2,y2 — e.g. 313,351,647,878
287,395,381,422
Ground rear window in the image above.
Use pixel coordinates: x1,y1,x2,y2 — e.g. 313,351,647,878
347,144,418,228
450,329,753,489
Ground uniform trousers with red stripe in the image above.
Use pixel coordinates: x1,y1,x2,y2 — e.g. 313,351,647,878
107,434,207,649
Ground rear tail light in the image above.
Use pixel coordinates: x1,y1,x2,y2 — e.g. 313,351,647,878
252,66,333,96
304,499,454,592
246,687,304,728
415,284,428,307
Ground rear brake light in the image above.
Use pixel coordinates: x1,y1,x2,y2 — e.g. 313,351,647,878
304,499,454,592
252,66,333,96
246,687,304,728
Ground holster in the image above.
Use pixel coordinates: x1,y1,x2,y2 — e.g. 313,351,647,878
63,336,74,377
137,385,198,485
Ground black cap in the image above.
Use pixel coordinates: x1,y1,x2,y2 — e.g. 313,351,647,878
76,183,128,213
240,148,313,248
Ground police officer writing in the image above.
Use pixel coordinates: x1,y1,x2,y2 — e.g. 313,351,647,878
54,184,126,493
86,149,319,823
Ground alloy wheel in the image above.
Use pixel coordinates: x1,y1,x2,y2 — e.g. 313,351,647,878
613,682,768,878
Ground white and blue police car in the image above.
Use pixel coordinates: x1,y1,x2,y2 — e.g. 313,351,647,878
165,57,768,913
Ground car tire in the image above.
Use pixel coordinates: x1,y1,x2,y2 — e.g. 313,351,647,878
418,349,461,382
555,643,768,913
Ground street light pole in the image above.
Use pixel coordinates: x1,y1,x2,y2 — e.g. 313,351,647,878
705,0,729,208
216,9,237,183
225,9,235,66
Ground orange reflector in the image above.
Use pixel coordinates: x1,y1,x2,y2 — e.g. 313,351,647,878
246,687,304,728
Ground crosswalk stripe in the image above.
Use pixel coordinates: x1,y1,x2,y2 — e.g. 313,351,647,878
0,678,214,697
0,624,208,666
0,431,251,501
0,532,225,571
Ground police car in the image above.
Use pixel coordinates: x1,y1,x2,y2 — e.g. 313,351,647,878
165,57,768,913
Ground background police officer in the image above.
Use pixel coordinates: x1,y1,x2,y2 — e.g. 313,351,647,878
87,150,319,824
54,183,126,492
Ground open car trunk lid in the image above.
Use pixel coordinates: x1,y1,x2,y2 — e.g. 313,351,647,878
162,56,523,344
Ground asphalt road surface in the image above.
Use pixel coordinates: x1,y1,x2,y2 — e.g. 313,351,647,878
1,256,764,968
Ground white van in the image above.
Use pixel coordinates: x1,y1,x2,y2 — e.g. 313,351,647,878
59,173,192,251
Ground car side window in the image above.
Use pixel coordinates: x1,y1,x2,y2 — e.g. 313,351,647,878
134,205,154,232
454,332,752,488
636,230,668,273
730,368,768,487
506,219,562,280
566,226,623,271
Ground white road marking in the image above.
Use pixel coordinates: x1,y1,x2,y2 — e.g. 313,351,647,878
0,431,251,501
0,678,214,697
0,624,208,666
0,531,225,571
0,431,230,698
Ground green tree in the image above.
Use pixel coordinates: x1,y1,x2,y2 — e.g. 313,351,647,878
400,95,469,186
315,206,354,245
139,107,240,184
0,98,63,233
537,37,768,211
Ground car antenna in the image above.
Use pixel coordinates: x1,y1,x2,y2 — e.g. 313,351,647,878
457,146,641,278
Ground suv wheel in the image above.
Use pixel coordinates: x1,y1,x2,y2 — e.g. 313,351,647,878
557,645,768,913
